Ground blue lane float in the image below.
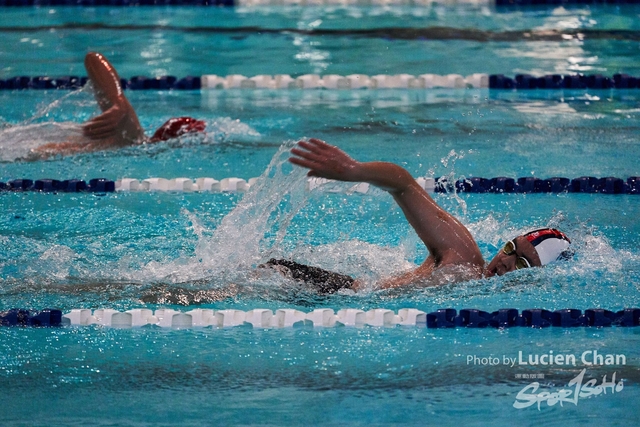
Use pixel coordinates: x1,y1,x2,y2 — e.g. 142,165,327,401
1,308,638,328
489,74,638,90
0,178,114,193
438,176,639,194
0,309,62,327
427,308,640,328
123,75,201,90
0,75,201,91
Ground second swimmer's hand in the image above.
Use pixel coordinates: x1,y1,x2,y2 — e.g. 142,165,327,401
82,103,127,140
289,138,361,182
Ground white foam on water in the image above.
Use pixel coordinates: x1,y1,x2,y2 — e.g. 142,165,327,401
210,116,261,141
0,122,83,161
0,83,97,161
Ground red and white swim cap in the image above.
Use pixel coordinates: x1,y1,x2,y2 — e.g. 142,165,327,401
524,228,571,265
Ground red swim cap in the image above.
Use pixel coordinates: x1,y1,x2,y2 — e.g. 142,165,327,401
150,117,206,142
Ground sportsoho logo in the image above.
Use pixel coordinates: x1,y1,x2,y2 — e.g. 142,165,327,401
512,350,626,410
513,368,624,410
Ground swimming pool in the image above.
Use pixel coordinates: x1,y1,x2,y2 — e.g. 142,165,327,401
1,4,640,426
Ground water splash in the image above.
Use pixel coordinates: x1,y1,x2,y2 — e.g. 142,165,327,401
210,116,261,142
0,84,94,161
131,142,310,285
194,143,308,268
428,149,476,217
0,122,83,161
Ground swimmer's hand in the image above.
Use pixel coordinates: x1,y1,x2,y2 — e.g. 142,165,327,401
290,138,361,181
289,138,413,193
82,104,127,140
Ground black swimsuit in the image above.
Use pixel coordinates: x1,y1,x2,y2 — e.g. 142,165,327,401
262,258,354,294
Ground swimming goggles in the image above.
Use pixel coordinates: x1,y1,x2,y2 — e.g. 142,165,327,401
503,240,532,270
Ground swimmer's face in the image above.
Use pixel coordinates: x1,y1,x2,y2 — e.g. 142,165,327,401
485,236,542,277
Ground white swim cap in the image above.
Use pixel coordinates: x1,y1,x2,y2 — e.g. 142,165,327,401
524,228,571,265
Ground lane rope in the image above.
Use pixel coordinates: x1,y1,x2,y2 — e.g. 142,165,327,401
1,176,638,194
1,307,638,328
2,73,640,90
1,0,639,7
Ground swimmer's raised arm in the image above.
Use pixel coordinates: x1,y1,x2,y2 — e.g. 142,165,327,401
290,138,484,287
82,52,144,146
290,138,414,190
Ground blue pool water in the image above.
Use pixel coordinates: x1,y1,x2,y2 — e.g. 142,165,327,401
3,5,640,77
1,4,640,426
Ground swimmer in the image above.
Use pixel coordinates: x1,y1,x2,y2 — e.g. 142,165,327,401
31,52,205,158
263,138,571,293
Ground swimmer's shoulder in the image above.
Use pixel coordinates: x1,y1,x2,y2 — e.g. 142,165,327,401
375,262,482,291
31,135,136,159
424,263,484,287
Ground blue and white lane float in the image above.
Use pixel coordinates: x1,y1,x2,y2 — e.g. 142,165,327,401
1,308,639,328
1,176,639,194
3,73,640,91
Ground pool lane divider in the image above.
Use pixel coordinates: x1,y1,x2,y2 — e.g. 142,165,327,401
3,73,640,91
1,0,234,5
1,176,639,195
0,178,112,193
2,0,640,7
1,308,639,328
